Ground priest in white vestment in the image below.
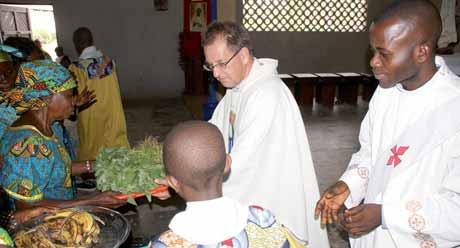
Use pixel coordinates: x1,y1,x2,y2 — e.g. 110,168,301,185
315,1,460,247
204,22,329,247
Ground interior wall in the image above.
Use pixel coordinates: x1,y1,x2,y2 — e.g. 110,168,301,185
217,0,236,22
53,0,184,100
221,0,393,74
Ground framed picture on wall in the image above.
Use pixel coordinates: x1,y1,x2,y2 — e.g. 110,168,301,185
154,0,168,11
190,1,207,32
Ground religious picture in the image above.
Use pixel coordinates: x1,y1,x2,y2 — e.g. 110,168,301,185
190,2,207,32
154,0,168,11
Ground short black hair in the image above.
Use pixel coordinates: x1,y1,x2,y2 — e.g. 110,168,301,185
73,27,94,53
163,121,226,191
374,0,442,49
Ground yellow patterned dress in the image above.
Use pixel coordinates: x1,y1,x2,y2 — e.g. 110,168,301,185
69,56,130,161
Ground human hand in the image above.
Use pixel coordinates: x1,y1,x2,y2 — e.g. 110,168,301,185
152,178,171,200
14,207,57,224
88,191,126,209
71,160,95,176
315,180,350,225
76,86,96,107
342,203,382,236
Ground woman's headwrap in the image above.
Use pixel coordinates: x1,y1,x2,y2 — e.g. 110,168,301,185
0,44,26,63
1,60,76,114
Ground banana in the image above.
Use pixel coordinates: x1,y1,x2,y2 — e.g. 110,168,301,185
14,208,103,248
73,212,94,233
43,209,75,221
67,218,79,242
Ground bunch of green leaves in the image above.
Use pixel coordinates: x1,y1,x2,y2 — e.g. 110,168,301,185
94,137,165,205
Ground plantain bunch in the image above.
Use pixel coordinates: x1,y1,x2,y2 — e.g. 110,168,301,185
14,208,104,248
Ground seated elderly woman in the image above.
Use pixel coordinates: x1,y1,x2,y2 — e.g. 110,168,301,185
0,60,125,210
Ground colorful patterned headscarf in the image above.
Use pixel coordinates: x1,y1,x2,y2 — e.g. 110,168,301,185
0,44,26,62
0,51,10,63
1,60,76,114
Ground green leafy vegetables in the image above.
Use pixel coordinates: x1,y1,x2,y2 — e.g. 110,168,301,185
94,137,165,205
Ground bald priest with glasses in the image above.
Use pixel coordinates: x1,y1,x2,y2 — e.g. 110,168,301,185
202,22,330,248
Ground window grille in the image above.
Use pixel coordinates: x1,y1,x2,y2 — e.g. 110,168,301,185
242,0,367,32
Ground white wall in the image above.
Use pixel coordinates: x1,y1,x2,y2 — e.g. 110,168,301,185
53,0,184,100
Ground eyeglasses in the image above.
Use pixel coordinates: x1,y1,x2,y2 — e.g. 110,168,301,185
203,47,242,72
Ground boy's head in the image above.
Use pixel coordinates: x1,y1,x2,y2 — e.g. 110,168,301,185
163,121,230,200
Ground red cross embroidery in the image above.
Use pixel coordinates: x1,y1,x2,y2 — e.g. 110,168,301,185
221,239,234,247
387,145,409,167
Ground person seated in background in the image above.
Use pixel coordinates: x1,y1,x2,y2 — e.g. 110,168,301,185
0,60,125,210
33,39,51,60
54,46,71,68
148,121,305,248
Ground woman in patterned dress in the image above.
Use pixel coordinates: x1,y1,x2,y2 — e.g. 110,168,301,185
0,60,125,211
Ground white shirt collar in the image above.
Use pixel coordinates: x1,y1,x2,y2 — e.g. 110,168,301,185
396,56,452,94
169,196,249,245
79,46,103,59
234,58,279,92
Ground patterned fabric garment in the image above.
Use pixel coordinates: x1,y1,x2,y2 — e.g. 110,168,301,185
74,56,115,80
0,60,76,207
1,59,76,115
0,44,25,62
0,227,13,247
149,206,306,248
0,104,17,139
0,122,75,207
0,44,26,138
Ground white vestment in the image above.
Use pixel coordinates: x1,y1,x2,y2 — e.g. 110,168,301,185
210,58,329,247
341,56,460,248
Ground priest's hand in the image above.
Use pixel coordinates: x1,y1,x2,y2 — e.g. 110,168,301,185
342,203,382,236
152,178,171,200
315,180,350,226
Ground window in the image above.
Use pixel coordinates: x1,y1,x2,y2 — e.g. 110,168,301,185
242,0,367,32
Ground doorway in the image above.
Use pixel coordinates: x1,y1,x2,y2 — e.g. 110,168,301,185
0,4,57,60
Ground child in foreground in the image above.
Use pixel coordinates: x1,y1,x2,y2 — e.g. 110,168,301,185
148,121,306,247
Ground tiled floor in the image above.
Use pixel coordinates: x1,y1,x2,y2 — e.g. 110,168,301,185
102,97,368,247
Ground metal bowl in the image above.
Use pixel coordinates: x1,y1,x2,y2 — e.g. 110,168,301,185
13,206,131,248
